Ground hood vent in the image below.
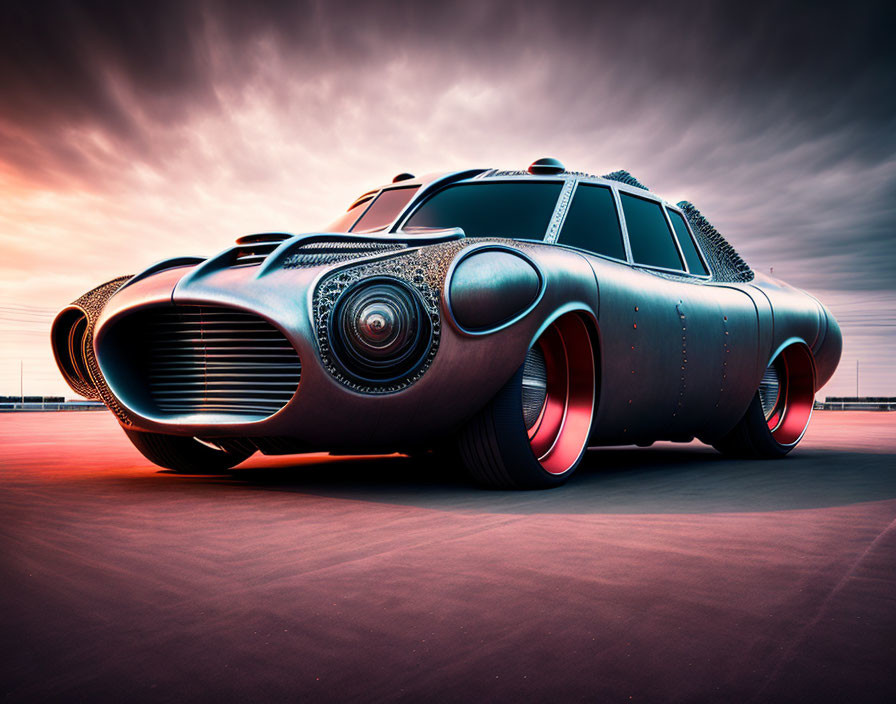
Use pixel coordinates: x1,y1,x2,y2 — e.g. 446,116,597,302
282,241,407,269
230,233,291,267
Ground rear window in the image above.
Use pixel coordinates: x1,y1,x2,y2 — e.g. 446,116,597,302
558,184,626,260
620,193,683,270
351,187,420,232
403,182,563,239
667,208,709,276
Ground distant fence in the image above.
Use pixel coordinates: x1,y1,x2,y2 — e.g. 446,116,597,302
815,397,896,411
0,401,106,412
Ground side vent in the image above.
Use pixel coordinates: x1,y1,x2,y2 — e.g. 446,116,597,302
231,233,292,267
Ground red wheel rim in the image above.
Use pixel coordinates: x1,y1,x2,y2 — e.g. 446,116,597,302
766,344,815,446
524,315,595,475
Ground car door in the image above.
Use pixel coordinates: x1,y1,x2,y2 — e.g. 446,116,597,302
556,184,684,442
575,190,759,444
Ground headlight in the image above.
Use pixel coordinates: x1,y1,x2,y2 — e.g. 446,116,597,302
328,277,433,383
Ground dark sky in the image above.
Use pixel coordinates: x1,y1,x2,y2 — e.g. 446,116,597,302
0,0,894,395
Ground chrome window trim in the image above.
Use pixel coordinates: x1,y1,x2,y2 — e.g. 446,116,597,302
661,203,691,273
339,189,382,232
631,263,712,278
614,189,711,280
550,241,631,267
393,176,569,239
555,180,629,263
544,178,577,244
350,185,421,234
663,204,713,280
383,170,713,281
610,185,635,264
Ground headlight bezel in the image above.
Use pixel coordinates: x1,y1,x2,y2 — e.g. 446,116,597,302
326,276,434,386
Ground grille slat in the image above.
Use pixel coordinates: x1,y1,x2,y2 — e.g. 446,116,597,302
148,345,296,354
150,338,288,345
150,382,299,389
126,305,300,419
159,405,288,415
149,372,300,380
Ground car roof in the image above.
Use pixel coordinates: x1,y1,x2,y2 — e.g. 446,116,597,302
363,166,685,215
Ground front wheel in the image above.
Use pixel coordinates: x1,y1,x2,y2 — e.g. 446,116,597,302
713,344,816,458
458,314,596,489
123,428,255,473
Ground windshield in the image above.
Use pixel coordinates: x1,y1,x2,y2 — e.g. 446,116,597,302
402,181,563,239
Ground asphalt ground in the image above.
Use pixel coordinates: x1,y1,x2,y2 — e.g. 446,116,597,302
1,411,894,702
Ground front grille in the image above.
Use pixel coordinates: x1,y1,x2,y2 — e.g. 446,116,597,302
135,306,300,419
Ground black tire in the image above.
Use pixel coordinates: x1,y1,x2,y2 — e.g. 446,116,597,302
123,428,255,473
712,393,792,458
457,366,563,489
713,344,815,459
458,314,596,489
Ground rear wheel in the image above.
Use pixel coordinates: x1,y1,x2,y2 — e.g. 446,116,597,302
713,344,815,458
123,428,255,473
458,314,596,489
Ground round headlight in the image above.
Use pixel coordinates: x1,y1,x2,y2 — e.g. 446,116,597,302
329,278,433,383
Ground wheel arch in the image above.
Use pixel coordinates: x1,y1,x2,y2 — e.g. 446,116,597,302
525,304,602,429
765,337,817,448
767,336,817,381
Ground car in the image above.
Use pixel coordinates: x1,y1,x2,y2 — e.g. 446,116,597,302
51,158,842,488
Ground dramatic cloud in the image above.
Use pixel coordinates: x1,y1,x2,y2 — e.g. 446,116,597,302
0,0,894,397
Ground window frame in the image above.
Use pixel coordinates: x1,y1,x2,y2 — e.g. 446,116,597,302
394,176,568,242
347,185,422,233
662,204,711,278
553,181,630,265
616,190,689,273
389,173,713,280
613,187,712,279
325,190,378,232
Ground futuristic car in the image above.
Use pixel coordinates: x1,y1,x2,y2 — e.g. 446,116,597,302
52,158,842,488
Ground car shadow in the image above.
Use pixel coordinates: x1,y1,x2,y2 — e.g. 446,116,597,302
200,443,896,515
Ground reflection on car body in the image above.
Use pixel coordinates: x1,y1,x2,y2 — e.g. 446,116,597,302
52,158,841,488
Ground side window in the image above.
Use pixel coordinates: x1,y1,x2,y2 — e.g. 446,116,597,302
325,195,374,232
558,184,626,260
619,193,684,271
351,186,420,232
666,208,709,276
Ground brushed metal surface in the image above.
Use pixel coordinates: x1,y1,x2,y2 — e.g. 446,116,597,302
60,166,841,457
